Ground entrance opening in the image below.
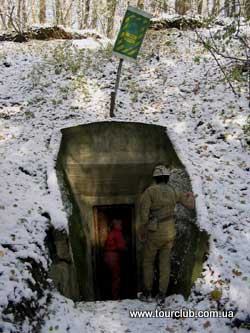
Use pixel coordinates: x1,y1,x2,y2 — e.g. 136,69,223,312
93,205,137,300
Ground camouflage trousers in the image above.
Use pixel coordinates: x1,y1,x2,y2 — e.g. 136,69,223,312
143,221,175,294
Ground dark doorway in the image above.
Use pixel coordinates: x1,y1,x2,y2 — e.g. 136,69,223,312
93,205,136,300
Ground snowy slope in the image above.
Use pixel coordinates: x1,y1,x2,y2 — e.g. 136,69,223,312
0,25,249,333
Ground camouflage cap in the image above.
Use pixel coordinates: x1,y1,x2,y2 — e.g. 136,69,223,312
153,165,171,177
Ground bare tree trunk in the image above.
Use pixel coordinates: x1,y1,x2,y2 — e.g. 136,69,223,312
7,8,14,30
164,0,169,12
106,0,117,38
0,0,8,30
39,0,46,24
151,1,156,14
207,0,211,15
17,0,22,25
224,0,230,16
83,0,90,27
212,0,220,15
63,0,73,26
155,0,168,13
31,0,36,24
175,0,192,15
77,0,83,29
23,0,27,25
197,0,203,14
245,0,250,18
230,0,236,16
56,0,63,25
90,0,98,30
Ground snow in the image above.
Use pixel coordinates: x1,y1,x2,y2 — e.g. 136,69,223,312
73,39,102,49
0,24,250,332
39,293,241,333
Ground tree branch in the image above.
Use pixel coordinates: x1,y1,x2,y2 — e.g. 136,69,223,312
208,29,246,62
63,0,74,25
6,6,20,33
195,28,238,95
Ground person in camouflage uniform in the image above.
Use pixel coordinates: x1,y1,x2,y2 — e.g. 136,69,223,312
138,165,195,304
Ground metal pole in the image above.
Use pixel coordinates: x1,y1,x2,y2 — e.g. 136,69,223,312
110,58,124,118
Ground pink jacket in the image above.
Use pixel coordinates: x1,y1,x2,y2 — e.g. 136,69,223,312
104,229,126,252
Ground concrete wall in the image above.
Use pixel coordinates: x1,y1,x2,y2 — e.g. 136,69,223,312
55,121,208,300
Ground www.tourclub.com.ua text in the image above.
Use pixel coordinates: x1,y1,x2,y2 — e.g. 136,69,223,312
129,309,235,319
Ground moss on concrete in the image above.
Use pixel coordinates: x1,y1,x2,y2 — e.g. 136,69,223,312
169,219,209,299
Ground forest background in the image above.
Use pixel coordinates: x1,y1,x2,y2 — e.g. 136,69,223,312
0,0,250,38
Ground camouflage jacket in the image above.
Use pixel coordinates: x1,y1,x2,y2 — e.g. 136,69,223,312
139,183,185,228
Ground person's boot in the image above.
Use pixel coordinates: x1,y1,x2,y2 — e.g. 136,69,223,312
156,292,165,306
137,290,153,302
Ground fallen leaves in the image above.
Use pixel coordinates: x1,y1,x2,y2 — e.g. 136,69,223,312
232,269,242,276
210,289,222,301
203,320,211,328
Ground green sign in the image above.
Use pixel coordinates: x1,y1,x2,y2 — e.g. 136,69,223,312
113,6,152,62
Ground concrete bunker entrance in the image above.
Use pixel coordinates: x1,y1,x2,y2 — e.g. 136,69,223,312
54,121,209,302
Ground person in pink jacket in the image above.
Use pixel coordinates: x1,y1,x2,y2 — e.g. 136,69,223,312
104,219,127,300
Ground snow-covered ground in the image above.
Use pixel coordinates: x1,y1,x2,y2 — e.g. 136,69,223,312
0,25,249,333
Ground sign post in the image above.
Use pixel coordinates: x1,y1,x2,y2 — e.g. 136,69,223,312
110,6,152,118
110,58,123,118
